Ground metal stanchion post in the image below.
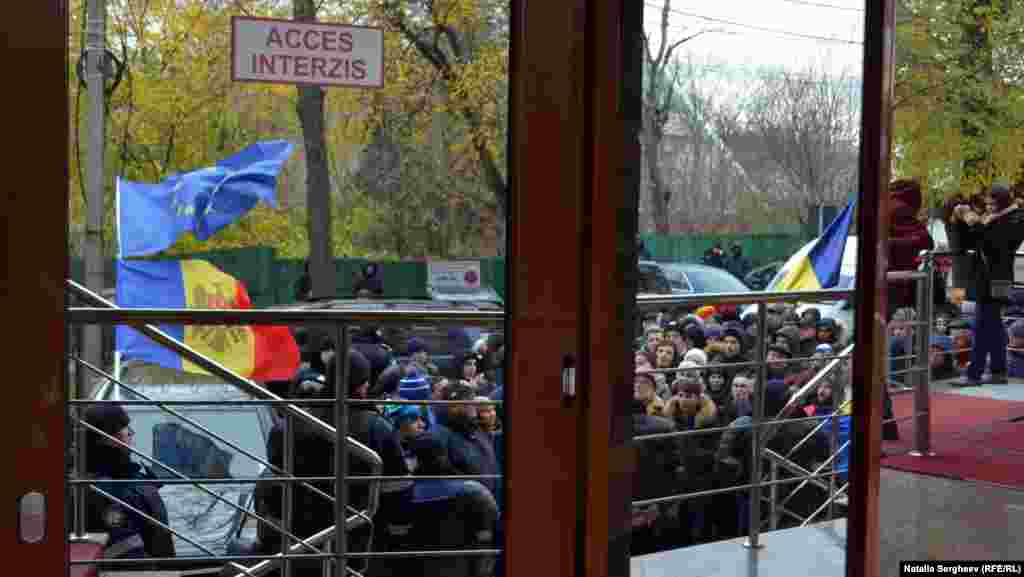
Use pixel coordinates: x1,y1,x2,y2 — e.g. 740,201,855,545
334,324,351,577
283,375,295,577
322,535,333,577
74,404,88,539
745,302,768,549
911,253,935,457
828,408,838,521
769,459,778,531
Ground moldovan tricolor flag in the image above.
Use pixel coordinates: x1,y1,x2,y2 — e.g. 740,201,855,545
771,199,857,292
115,259,300,381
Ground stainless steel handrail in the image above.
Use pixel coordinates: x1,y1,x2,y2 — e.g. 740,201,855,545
71,356,346,515
67,280,390,576
66,281,383,469
77,419,328,557
66,279,510,575
635,287,854,309
627,264,939,541
86,484,257,577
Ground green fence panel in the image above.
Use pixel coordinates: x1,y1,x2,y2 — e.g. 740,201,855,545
379,261,428,299
336,258,365,297
275,260,305,305
479,258,505,301
640,233,804,267
184,247,275,296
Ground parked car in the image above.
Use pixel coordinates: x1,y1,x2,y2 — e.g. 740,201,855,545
640,261,750,296
638,261,752,322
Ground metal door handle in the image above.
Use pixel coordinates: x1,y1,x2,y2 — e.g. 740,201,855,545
562,354,576,400
18,491,45,544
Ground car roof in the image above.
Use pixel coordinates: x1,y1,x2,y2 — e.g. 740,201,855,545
270,298,503,311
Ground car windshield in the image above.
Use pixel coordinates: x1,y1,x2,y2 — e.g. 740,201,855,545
99,381,273,558
657,267,689,291
676,266,748,293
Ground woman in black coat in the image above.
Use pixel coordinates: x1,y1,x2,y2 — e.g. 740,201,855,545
947,184,1024,386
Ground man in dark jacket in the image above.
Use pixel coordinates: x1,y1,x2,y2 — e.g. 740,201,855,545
631,399,683,554
83,404,175,563
258,350,410,573
351,325,394,388
725,242,751,280
413,382,500,497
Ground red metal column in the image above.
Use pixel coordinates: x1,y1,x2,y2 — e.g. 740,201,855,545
504,1,588,576
849,0,896,576
1,2,70,575
580,1,642,577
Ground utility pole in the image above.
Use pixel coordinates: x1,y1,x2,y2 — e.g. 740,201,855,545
82,0,107,397
295,0,335,301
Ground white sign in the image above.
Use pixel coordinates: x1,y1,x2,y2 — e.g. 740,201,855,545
231,16,383,88
428,261,482,291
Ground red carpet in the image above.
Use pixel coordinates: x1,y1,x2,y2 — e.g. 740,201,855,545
881,392,1024,487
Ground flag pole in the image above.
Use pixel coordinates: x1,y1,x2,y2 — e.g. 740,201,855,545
114,176,122,260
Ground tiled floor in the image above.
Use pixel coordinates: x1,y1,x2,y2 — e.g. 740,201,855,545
631,520,847,577
631,471,1024,577
632,380,1024,576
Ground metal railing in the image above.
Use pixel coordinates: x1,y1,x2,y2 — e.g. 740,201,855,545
634,286,856,550
65,256,944,570
630,254,940,550
65,279,505,577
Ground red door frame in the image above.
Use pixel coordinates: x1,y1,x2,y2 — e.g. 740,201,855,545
848,1,896,576
3,1,891,576
504,1,588,576
3,2,71,576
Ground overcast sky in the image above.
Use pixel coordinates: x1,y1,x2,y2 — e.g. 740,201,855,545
641,0,866,78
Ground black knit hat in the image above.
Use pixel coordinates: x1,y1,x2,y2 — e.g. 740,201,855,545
800,308,822,327
327,349,372,395
767,342,793,358
445,381,476,401
84,404,131,437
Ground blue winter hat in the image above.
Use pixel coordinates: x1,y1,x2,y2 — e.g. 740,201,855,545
386,404,424,427
398,375,431,401
929,335,952,350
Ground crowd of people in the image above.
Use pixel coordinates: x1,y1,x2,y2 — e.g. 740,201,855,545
629,303,852,553
77,179,1024,573
253,327,507,576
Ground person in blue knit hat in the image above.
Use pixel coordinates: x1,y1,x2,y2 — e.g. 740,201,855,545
397,373,437,429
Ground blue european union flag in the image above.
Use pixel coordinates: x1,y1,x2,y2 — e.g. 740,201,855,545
117,140,295,257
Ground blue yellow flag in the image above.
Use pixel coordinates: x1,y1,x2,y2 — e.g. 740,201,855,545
772,200,856,291
115,259,300,381
117,140,295,257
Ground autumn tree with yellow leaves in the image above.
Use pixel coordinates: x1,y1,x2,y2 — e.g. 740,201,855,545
893,0,1024,204
68,0,510,261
